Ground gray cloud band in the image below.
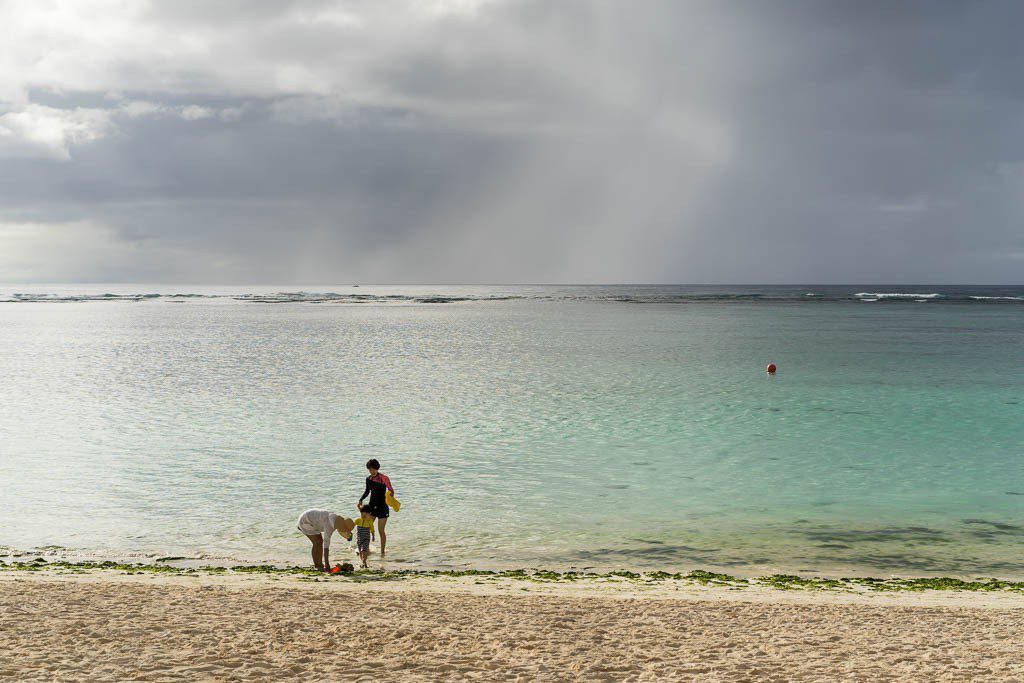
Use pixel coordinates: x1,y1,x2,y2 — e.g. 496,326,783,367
1,1,1023,283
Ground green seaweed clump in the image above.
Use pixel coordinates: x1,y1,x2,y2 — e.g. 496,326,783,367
608,570,641,579
846,576,1024,593
757,574,845,590
684,570,748,586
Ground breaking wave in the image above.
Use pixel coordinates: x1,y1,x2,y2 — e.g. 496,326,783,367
970,295,1024,301
854,292,943,299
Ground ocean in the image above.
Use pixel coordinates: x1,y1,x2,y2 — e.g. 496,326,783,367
1,284,1022,576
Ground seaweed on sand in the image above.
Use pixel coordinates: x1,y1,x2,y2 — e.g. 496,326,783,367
2,560,1021,593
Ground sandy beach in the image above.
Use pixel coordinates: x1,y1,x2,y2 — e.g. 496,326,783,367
2,569,1022,682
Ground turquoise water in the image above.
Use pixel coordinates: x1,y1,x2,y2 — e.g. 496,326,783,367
1,285,1022,576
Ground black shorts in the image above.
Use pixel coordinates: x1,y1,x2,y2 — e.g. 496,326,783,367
366,502,390,519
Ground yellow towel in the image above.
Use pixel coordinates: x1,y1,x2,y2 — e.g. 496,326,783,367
386,490,401,512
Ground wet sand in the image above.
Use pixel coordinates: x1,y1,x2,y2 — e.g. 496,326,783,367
2,570,1022,681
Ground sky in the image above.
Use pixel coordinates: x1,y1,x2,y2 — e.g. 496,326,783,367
1,0,1023,284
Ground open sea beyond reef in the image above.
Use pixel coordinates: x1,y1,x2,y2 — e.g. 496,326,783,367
1,284,1022,577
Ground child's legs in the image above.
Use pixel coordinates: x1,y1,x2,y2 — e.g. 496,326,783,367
305,534,324,569
357,528,370,566
377,517,388,554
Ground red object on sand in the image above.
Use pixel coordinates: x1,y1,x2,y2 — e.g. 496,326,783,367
766,363,777,374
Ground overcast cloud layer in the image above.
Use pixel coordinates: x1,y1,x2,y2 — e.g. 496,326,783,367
1,0,1023,284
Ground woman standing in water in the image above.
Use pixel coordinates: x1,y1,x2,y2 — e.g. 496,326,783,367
357,458,394,556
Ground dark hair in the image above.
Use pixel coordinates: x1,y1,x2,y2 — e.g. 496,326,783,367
366,458,380,470
360,507,376,517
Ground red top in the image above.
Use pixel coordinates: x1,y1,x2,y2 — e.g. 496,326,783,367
375,473,394,493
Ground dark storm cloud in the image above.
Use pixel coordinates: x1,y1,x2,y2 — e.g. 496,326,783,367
1,0,1023,283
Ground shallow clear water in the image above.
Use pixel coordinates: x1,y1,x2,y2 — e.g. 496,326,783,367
1,285,1022,576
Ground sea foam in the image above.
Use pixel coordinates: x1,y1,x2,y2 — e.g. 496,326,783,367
854,292,943,299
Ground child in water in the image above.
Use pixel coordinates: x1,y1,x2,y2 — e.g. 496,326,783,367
353,506,376,568
296,509,354,572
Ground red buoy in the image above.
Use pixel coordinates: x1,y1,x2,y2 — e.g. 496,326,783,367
766,363,777,374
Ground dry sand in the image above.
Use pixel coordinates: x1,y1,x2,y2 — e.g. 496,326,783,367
2,570,1023,682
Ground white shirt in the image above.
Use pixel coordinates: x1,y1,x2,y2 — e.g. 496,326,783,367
296,509,339,550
